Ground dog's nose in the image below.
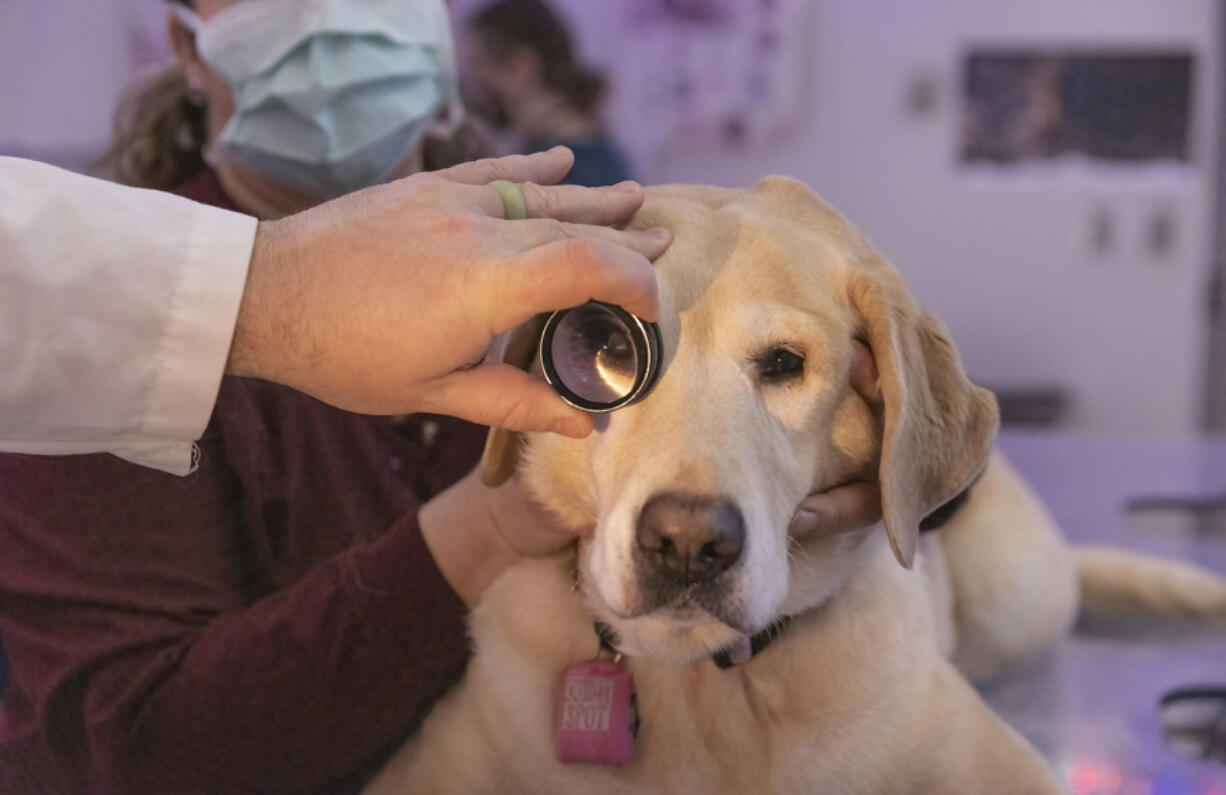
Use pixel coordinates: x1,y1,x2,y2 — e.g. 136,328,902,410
635,492,745,583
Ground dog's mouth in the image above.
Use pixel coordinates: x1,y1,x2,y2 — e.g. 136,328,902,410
585,572,756,637
587,586,785,665
654,603,707,624
648,580,751,633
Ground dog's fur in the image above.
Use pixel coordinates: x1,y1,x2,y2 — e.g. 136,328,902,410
365,179,1226,794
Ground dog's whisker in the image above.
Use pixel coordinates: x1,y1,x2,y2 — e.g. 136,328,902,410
786,536,817,567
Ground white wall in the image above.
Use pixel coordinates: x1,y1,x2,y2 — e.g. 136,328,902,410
0,0,171,171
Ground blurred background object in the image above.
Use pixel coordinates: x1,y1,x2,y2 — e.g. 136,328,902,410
960,53,1193,165
461,0,632,186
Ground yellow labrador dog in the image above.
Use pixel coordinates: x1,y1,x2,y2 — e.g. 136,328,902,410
366,178,1226,794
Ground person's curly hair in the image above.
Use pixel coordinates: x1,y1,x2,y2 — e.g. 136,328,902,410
96,1,201,189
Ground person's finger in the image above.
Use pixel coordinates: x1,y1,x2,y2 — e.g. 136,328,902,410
788,482,883,538
488,236,660,330
464,180,647,226
520,181,646,226
417,364,595,437
515,219,671,261
434,146,575,187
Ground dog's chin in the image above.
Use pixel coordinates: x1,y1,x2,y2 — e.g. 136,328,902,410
585,596,752,665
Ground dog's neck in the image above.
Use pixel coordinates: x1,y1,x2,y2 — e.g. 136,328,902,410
591,614,796,669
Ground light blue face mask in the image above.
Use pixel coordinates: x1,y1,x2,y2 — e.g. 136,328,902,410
171,0,461,200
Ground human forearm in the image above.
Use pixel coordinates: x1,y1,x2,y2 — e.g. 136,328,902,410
419,467,582,607
89,514,468,794
419,469,525,606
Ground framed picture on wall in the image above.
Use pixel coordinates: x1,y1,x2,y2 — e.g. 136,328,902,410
961,50,1194,166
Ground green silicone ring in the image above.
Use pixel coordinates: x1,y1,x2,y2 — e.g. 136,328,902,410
491,179,527,221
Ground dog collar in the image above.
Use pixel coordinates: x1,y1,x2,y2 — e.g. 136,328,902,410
712,616,794,669
593,617,794,670
919,485,973,533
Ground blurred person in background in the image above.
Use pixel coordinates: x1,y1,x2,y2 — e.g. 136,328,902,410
463,0,632,187
102,0,484,212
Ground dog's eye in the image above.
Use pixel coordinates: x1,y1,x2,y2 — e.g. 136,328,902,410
758,348,805,384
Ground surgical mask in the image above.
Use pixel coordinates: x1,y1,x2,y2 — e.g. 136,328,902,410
171,0,462,200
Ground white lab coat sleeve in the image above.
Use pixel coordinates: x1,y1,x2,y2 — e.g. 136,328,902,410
0,157,258,475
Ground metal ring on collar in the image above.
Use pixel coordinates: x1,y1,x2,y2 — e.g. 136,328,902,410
490,179,527,221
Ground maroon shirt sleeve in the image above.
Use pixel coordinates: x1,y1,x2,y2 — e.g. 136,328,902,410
94,517,467,794
0,383,482,794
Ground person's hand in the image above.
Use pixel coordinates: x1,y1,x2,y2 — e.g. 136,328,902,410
228,146,669,437
788,340,884,537
419,466,584,606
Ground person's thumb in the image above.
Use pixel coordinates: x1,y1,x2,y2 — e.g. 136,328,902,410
418,364,595,437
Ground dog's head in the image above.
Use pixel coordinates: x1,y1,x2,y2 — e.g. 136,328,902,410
485,177,997,664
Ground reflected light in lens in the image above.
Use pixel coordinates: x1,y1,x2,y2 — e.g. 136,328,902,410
594,353,636,398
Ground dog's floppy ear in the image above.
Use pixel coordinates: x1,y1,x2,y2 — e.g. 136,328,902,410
480,314,550,486
849,262,999,569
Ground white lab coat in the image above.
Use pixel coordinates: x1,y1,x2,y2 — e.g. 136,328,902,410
0,157,258,475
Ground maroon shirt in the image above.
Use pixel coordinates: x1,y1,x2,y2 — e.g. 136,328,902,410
0,170,484,794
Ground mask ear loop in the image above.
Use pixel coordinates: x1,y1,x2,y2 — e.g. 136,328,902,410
427,0,466,138
164,2,220,163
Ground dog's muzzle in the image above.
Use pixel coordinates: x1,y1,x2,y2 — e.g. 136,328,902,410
635,492,745,585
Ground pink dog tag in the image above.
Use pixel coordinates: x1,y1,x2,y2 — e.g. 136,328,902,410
555,659,638,766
